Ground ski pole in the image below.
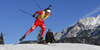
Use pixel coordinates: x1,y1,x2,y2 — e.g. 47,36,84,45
48,5,52,8
33,0,42,10
18,9,33,16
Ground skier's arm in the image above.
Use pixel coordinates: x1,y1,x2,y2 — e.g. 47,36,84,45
33,11,38,17
33,11,43,17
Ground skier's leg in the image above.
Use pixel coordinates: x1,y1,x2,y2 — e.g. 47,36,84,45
19,24,38,42
19,18,40,42
25,24,38,36
39,24,45,38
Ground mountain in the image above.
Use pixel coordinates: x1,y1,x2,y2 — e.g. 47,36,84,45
55,15,100,41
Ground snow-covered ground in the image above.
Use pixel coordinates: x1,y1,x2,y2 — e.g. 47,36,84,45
0,43,100,50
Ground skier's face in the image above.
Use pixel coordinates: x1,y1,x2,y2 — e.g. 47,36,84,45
45,9,51,15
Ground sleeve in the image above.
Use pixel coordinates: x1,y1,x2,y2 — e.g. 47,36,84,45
35,11,43,15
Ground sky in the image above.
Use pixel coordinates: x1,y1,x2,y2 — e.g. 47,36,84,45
0,0,100,44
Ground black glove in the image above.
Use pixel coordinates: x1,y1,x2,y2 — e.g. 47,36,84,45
33,15,35,17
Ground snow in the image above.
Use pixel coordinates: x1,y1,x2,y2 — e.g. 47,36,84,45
0,43,100,50
78,15,100,27
79,17,97,26
96,15,100,25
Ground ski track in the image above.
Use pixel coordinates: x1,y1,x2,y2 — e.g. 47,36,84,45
0,43,100,50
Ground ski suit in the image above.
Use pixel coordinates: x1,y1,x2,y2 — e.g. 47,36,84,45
25,11,51,38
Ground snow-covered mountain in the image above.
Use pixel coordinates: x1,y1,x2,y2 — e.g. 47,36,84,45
55,15,100,41
0,43,100,50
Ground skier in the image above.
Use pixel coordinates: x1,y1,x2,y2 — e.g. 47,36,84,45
18,8,51,42
45,28,55,44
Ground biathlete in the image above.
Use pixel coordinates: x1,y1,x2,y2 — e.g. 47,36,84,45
18,8,51,42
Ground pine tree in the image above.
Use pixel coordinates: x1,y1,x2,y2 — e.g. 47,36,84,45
0,32,4,44
37,29,42,42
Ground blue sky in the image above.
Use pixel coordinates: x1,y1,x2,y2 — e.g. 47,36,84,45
0,0,100,44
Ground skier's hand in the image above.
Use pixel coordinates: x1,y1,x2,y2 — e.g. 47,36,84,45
33,15,35,17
